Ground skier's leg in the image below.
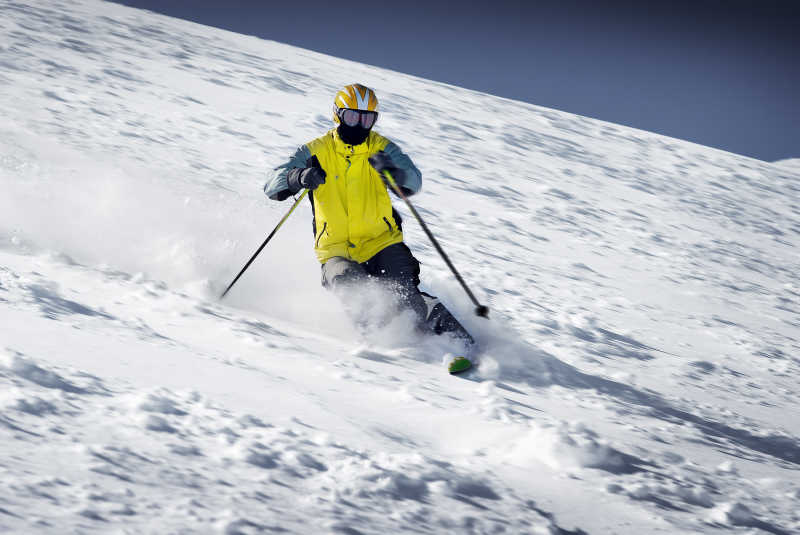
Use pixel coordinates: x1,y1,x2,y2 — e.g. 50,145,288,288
417,292,474,343
363,242,427,320
365,243,473,343
321,256,371,330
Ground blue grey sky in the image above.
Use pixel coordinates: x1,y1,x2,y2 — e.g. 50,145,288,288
110,0,798,162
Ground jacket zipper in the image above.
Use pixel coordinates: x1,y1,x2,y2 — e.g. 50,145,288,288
315,222,328,247
383,217,393,233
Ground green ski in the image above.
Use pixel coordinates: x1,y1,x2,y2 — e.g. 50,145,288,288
448,356,472,375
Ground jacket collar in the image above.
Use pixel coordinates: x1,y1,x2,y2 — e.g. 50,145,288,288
330,128,372,155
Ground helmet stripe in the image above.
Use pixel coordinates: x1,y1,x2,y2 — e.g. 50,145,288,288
355,87,370,110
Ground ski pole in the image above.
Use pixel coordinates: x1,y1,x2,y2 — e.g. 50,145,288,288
381,170,489,318
220,189,308,299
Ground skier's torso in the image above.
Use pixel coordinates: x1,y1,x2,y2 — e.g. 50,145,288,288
307,129,404,264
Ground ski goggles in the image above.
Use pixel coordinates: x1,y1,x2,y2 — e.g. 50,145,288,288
337,107,378,129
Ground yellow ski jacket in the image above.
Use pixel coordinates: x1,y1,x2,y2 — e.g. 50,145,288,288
265,129,422,264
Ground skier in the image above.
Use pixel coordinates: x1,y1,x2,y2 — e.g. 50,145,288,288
264,83,472,345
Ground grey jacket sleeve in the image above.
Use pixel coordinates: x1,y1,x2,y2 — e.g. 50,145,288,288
383,141,422,196
264,144,312,201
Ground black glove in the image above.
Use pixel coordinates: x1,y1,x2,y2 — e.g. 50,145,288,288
298,166,326,189
369,151,406,184
369,151,395,173
287,159,326,193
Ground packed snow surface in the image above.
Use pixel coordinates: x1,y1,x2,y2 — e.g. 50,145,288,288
1,1,799,533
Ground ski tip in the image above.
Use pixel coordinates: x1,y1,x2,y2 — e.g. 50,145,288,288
448,356,472,375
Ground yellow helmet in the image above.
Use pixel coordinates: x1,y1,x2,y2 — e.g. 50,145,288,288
332,83,379,124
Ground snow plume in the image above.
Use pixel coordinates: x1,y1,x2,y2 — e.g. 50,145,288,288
0,126,348,334
338,279,420,344
1,130,207,276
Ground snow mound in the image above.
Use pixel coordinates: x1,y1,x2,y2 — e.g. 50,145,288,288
0,350,104,394
609,479,715,509
708,501,756,526
507,420,644,474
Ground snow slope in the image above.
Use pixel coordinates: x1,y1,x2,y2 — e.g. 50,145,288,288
1,1,799,533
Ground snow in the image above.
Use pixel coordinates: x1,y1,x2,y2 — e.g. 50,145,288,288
774,159,800,174
1,0,799,533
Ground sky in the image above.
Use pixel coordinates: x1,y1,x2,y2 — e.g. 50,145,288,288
108,0,799,162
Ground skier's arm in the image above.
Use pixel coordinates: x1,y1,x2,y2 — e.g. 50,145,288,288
264,145,312,201
376,141,422,196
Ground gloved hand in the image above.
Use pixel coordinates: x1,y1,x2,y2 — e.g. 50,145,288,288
369,151,406,185
299,166,326,189
368,151,395,173
287,164,326,193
